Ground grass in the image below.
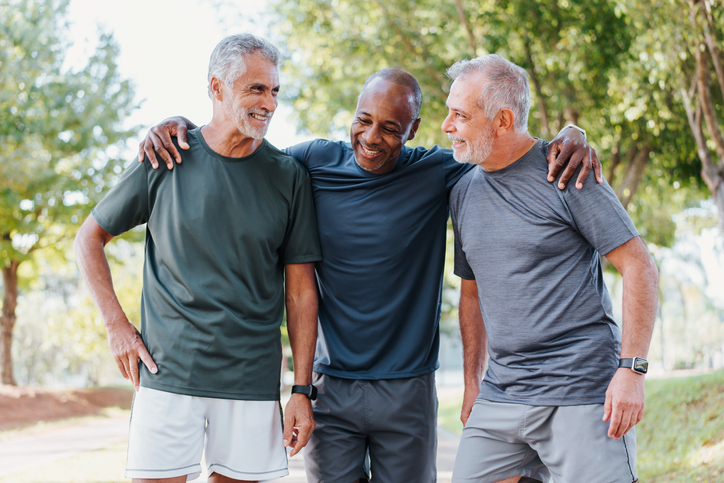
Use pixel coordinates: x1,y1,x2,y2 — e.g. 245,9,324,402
437,371,724,482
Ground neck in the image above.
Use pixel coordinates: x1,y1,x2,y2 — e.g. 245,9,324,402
482,131,537,172
201,115,263,158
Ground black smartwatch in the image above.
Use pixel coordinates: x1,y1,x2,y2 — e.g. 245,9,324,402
619,357,648,375
291,384,318,401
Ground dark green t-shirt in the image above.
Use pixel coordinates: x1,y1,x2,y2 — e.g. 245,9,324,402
92,128,321,400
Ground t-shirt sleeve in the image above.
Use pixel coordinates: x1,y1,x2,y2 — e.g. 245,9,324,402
280,172,322,264
91,160,150,236
562,167,639,256
441,149,474,193
450,182,476,280
283,141,315,168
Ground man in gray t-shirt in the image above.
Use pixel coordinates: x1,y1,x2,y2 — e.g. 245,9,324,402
443,55,658,483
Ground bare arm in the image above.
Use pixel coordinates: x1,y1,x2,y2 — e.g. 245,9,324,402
73,215,157,390
282,262,318,456
546,125,603,189
602,236,658,439
137,116,197,169
459,278,487,426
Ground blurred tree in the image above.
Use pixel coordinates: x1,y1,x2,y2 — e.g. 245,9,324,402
0,0,136,385
268,0,712,247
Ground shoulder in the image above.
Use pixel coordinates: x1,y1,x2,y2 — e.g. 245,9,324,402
262,141,311,179
401,144,447,166
285,138,347,167
450,167,477,208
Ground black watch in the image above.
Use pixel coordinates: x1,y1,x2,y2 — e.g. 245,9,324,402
291,384,318,401
618,357,648,375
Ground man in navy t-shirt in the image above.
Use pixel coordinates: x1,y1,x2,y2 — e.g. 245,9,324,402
139,67,598,482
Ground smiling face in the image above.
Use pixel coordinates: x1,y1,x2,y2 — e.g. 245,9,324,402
220,53,280,139
441,71,496,165
350,78,420,174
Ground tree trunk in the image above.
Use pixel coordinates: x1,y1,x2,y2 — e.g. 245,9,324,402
616,144,651,209
606,138,623,185
523,36,550,138
1,260,19,386
454,0,478,57
699,0,724,100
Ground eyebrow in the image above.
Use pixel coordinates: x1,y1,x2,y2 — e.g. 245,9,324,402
248,82,280,92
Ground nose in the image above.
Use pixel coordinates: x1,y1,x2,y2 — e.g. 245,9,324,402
441,112,454,133
362,124,382,145
260,91,277,113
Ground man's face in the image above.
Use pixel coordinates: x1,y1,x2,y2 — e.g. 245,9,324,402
222,54,280,139
350,78,420,174
441,72,496,165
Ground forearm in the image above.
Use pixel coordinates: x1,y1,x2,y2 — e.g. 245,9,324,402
285,264,318,386
459,281,487,386
73,223,126,330
620,260,658,358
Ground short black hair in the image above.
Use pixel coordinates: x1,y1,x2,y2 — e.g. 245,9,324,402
359,68,423,120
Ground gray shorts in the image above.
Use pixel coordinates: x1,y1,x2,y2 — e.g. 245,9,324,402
304,371,438,483
452,399,638,483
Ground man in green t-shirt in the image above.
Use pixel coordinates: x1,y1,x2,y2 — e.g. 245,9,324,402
74,34,322,483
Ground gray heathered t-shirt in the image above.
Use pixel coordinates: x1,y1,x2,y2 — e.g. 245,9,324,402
92,128,321,401
450,139,639,406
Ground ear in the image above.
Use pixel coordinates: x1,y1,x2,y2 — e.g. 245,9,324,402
209,77,224,101
407,118,422,141
495,109,515,136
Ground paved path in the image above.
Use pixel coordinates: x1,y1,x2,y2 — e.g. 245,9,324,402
0,415,460,482
0,416,129,477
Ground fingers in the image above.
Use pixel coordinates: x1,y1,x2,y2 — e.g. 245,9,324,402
137,343,158,375
602,391,612,422
282,411,295,450
292,416,314,456
557,148,584,189
177,125,189,150
546,142,562,182
114,357,130,381
141,135,160,169
592,148,603,183
128,356,141,391
575,150,592,189
148,130,177,170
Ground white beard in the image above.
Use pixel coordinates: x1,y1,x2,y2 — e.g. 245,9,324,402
224,99,270,140
450,126,495,165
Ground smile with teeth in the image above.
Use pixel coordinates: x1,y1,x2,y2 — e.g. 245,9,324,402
360,145,381,157
250,113,269,121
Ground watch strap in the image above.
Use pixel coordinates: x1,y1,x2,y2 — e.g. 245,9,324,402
291,384,318,401
618,357,648,374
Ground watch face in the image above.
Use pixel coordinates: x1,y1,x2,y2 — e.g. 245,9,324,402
633,357,649,374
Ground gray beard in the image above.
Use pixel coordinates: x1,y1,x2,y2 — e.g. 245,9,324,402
225,101,269,140
452,127,495,165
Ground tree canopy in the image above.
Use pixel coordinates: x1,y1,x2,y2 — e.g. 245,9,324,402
269,0,723,243
0,0,137,384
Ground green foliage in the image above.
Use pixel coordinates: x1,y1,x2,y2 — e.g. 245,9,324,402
269,0,716,247
12,242,143,386
0,0,137,267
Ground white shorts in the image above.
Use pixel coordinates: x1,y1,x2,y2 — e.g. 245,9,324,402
126,387,288,481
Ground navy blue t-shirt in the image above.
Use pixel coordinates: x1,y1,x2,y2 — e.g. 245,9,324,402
286,140,471,379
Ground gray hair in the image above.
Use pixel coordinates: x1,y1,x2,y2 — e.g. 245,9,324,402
207,34,281,97
446,54,531,132
359,68,423,120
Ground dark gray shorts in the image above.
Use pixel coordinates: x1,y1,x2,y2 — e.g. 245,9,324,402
304,371,438,483
452,399,638,483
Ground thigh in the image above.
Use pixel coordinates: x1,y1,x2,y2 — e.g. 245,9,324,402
533,404,637,483
305,372,369,483
126,387,205,481
205,398,288,481
452,400,550,483
366,373,438,483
